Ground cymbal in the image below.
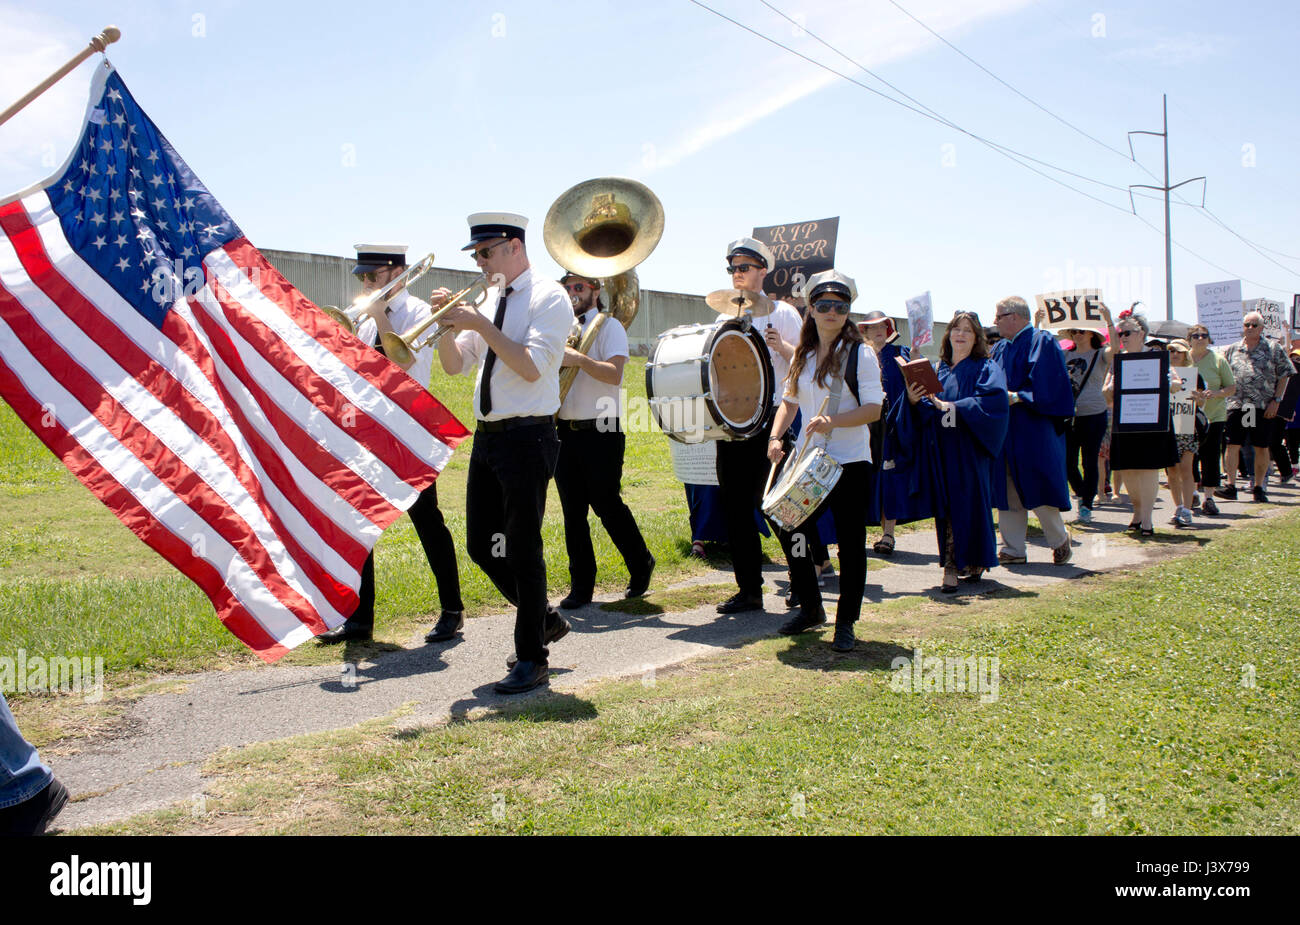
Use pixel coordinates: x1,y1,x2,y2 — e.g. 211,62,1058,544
705,288,774,317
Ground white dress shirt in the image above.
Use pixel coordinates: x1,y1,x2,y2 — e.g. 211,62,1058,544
355,290,434,388
559,312,629,422
450,266,573,421
758,300,804,405
783,342,884,465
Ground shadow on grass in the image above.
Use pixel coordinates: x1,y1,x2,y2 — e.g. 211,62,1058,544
777,636,913,673
446,687,598,724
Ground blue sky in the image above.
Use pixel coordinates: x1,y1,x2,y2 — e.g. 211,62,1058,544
2,0,1297,324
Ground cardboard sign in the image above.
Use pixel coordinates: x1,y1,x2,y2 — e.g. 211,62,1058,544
1035,289,1106,333
1253,298,1287,342
751,216,838,301
1194,279,1242,346
906,291,933,350
1292,293,1299,332
1171,365,1197,436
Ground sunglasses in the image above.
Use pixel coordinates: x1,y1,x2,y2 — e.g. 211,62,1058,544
812,299,850,315
1189,332,1209,340
1243,322,1261,328
563,282,593,293
358,271,382,283
469,239,509,261
728,263,762,275
994,312,1018,321
1119,329,1142,337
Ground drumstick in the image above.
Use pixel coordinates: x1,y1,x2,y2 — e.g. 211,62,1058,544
763,460,779,499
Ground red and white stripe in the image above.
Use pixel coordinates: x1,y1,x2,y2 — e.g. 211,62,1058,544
0,191,468,662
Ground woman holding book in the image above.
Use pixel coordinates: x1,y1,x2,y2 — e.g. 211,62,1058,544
896,312,1010,592
766,270,883,651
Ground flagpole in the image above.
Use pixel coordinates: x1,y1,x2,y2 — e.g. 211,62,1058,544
0,26,121,129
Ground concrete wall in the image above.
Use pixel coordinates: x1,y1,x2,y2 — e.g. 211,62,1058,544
260,248,949,360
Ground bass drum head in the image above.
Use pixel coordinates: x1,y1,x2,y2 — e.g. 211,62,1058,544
707,324,771,437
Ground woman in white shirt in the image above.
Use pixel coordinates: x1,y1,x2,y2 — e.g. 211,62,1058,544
766,270,883,652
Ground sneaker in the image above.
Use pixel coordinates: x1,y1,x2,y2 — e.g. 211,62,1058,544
1252,486,1269,503
1191,491,1200,508
1052,538,1073,565
1175,507,1193,527
1077,506,1092,523
1201,496,1219,515
1214,485,1238,501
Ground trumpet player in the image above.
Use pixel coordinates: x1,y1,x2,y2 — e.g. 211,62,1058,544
319,244,465,644
554,272,655,609
436,213,573,695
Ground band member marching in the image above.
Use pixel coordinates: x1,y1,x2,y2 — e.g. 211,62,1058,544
554,272,655,609
318,244,465,644
715,237,802,614
766,270,882,650
435,213,573,694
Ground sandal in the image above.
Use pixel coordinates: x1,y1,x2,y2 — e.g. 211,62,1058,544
941,567,959,594
961,567,985,582
690,541,706,559
872,534,896,556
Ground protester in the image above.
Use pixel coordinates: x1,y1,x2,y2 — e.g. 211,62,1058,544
1218,311,1293,503
991,296,1075,565
1188,323,1234,515
1164,339,1202,527
859,310,911,556
1103,313,1180,536
897,312,1009,592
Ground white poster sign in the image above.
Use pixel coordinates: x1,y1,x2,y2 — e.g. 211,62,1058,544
1171,365,1197,436
1119,357,1162,390
669,438,718,486
1194,279,1242,346
1253,298,1286,342
906,291,933,350
1034,289,1106,333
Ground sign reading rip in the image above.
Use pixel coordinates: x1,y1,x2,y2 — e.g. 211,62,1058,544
751,216,839,302
1035,289,1106,333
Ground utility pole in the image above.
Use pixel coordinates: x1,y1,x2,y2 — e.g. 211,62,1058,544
1128,95,1205,322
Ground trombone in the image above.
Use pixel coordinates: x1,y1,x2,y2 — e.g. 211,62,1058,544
379,276,489,367
322,252,437,334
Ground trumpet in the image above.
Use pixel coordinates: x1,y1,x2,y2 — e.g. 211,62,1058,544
323,253,437,334
379,276,489,367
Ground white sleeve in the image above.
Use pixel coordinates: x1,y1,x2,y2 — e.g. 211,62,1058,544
600,317,629,361
857,344,884,406
523,287,574,375
452,329,483,374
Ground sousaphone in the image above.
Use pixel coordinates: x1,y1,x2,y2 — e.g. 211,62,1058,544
544,177,665,402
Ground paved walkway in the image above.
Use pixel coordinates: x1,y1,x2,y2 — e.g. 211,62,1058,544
50,482,1296,829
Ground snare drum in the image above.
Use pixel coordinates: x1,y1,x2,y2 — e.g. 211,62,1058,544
646,318,773,443
762,445,843,531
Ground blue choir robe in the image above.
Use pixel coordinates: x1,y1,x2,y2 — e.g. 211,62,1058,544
991,326,1075,511
866,341,912,524
896,358,1009,569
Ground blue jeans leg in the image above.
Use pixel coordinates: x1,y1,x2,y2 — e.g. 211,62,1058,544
0,690,52,810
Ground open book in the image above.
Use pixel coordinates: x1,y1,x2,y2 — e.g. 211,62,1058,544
896,355,942,396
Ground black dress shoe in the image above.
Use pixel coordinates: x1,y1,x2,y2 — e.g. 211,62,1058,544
494,660,549,695
785,588,800,610
831,623,856,652
424,610,464,643
318,622,371,644
626,553,656,598
779,608,826,635
716,592,764,614
559,590,593,609
0,778,69,835
506,615,572,669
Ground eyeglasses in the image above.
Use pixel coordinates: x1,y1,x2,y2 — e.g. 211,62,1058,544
1189,332,1210,340
994,312,1018,321
563,282,593,293
470,240,509,261
728,263,762,275
1243,321,1261,328
812,299,850,315
1119,329,1142,337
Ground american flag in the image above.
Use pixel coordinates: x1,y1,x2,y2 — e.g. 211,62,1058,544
0,63,469,662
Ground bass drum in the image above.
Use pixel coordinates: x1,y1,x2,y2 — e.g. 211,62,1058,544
646,318,773,443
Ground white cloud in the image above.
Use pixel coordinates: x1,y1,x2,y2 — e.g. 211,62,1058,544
1111,32,1230,66
645,0,1036,171
0,7,89,194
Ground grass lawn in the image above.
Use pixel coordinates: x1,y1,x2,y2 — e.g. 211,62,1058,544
81,508,1300,835
0,358,785,683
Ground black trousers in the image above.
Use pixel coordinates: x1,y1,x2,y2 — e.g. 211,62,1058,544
773,460,869,626
1270,418,1295,481
465,421,561,664
348,482,462,631
1066,411,1108,510
554,424,651,593
716,419,773,597
1197,420,1224,488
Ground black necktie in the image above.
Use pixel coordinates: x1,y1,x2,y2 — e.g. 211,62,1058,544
479,286,513,418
